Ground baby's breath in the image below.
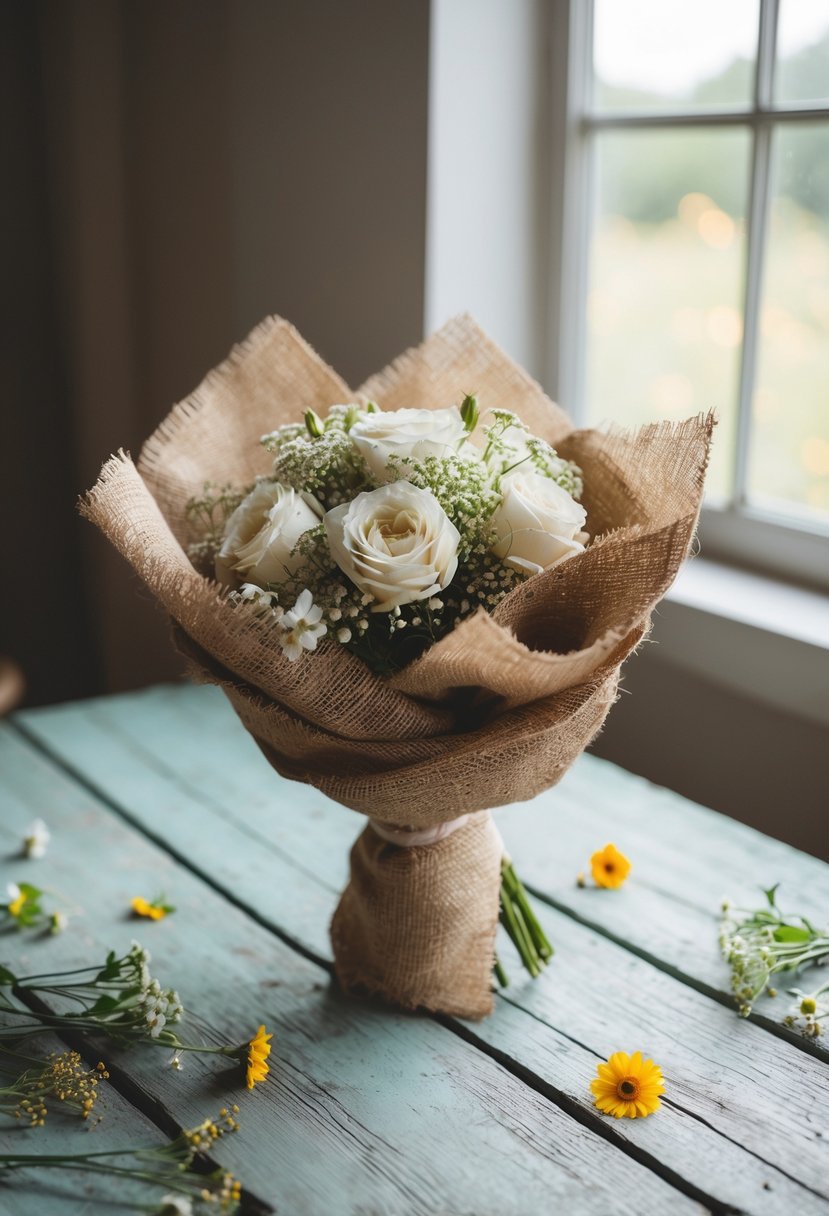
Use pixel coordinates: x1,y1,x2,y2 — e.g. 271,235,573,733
261,404,378,509
185,483,247,574
481,409,583,497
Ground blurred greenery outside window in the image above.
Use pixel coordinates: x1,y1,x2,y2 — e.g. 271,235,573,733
567,0,829,588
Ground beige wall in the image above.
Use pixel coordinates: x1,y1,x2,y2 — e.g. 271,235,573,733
8,0,429,699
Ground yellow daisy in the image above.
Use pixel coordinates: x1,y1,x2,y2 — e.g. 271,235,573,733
130,896,171,920
246,1025,273,1090
590,843,631,889
590,1051,664,1118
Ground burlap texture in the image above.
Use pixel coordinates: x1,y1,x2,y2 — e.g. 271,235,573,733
82,314,712,1019
331,813,503,1019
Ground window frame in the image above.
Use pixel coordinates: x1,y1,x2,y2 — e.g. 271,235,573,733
546,0,829,592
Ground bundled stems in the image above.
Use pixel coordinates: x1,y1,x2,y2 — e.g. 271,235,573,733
494,858,553,985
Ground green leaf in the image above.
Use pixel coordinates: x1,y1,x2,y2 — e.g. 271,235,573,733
17,883,42,900
0,965,17,986
762,883,780,908
89,994,121,1015
773,925,811,943
95,950,120,982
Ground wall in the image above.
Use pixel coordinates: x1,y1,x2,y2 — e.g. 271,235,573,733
5,0,430,702
591,635,828,862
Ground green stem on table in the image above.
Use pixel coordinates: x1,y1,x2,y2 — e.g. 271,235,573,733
494,858,554,986
501,861,554,961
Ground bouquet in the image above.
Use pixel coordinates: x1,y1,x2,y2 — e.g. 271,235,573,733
83,315,712,1019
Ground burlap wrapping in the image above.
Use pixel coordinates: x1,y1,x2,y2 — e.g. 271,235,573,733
82,315,712,1019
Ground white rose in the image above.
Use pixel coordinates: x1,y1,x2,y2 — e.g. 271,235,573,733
215,482,321,588
349,407,468,480
490,472,588,575
323,481,460,612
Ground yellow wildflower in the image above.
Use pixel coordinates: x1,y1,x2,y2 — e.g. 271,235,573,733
590,843,631,889
130,896,172,920
246,1025,273,1090
7,884,26,918
590,1051,664,1118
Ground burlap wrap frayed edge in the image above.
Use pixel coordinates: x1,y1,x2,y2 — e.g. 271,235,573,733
81,314,713,1020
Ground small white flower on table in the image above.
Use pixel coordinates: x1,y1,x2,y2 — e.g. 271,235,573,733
23,818,50,859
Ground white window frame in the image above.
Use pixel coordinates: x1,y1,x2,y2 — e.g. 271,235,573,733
546,0,829,592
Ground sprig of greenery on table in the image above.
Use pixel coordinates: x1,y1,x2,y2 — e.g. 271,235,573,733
720,884,829,1032
0,943,270,1081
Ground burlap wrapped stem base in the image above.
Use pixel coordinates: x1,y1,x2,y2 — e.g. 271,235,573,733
82,314,712,1021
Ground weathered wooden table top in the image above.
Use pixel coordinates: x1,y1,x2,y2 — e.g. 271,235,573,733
1,682,827,1215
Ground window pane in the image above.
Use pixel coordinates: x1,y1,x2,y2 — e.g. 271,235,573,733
593,0,759,111
747,123,829,521
584,129,751,499
776,0,829,105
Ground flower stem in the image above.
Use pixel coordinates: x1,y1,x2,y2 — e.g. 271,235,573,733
502,861,554,961
493,955,509,989
495,858,553,981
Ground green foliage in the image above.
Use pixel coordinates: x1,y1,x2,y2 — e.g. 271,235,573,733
598,32,829,221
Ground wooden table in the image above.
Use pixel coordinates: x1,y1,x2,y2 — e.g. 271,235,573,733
2,683,827,1215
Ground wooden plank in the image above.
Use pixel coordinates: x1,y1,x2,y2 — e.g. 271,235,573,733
0,1035,193,1213
0,726,705,1216
17,685,829,1214
25,684,829,1045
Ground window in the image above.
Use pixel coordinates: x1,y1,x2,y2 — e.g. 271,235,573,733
552,0,829,589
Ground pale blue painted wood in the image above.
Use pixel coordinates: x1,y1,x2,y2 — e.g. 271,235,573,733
25,681,829,1025
0,1034,190,1214
16,685,829,1214
0,725,705,1216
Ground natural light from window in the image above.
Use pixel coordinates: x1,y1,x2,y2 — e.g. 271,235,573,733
585,0,829,525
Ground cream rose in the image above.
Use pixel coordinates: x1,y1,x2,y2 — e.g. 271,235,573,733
215,481,321,588
490,472,588,575
323,481,460,612
349,407,468,480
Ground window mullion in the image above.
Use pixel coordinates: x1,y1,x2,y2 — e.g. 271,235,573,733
732,0,779,507
548,0,594,421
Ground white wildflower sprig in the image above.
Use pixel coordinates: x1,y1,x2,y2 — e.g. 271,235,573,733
22,819,50,859
783,981,829,1039
277,589,327,661
719,885,829,1019
0,948,273,1090
0,943,184,1048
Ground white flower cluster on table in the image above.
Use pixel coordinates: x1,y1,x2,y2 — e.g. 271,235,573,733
187,398,587,674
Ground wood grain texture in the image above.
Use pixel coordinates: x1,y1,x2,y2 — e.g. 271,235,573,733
0,724,705,1216
16,683,829,1215
0,1034,191,1213
29,681,827,1053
